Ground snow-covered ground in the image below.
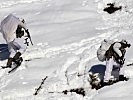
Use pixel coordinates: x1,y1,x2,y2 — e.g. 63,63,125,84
0,0,133,100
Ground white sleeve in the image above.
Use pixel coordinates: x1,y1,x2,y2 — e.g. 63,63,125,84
113,42,122,57
14,37,27,54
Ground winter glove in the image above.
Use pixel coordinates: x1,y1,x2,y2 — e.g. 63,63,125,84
127,43,131,48
16,31,24,38
25,29,29,34
25,29,28,33
117,57,125,65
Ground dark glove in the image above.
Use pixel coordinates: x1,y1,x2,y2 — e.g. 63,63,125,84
127,43,131,48
117,58,125,65
25,29,29,34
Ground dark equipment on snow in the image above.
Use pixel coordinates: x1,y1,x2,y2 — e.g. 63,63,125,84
103,3,122,14
34,76,48,95
62,88,86,96
49,87,86,97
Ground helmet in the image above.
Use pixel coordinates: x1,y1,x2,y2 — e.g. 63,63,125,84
20,18,25,23
121,39,128,44
121,39,131,48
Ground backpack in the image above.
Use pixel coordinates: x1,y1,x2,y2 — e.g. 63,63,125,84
97,39,114,62
1,14,20,42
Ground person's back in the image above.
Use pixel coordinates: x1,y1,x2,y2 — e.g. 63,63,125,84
106,40,130,65
0,14,27,43
102,39,131,86
0,14,29,68
97,39,114,62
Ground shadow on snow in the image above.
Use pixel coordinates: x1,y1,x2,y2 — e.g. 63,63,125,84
0,44,10,60
89,64,120,81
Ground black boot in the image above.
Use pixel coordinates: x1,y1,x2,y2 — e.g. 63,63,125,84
119,75,129,81
6,58,13,68
13,52,21,61
100,79,118,88
15,57,23,66
101,81,112,86
13,52,22,66
100,80,111,88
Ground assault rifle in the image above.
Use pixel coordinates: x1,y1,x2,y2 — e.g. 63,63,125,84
25,29,33,45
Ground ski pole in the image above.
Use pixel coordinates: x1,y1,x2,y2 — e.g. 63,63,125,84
33,76,48,95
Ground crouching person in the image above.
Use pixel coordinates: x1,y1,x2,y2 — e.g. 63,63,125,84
103,39,131,85
97,39,131,87
0,14,31,67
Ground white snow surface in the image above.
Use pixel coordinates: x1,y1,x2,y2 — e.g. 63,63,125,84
0,0,133,100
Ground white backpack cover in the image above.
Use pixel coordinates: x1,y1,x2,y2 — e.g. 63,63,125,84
97,39,114,62
1,14,20,42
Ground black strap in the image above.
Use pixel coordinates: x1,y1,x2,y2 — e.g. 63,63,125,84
24,38,29,46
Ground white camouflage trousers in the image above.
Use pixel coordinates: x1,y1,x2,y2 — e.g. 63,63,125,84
104,57,124,82
8,37,27,58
